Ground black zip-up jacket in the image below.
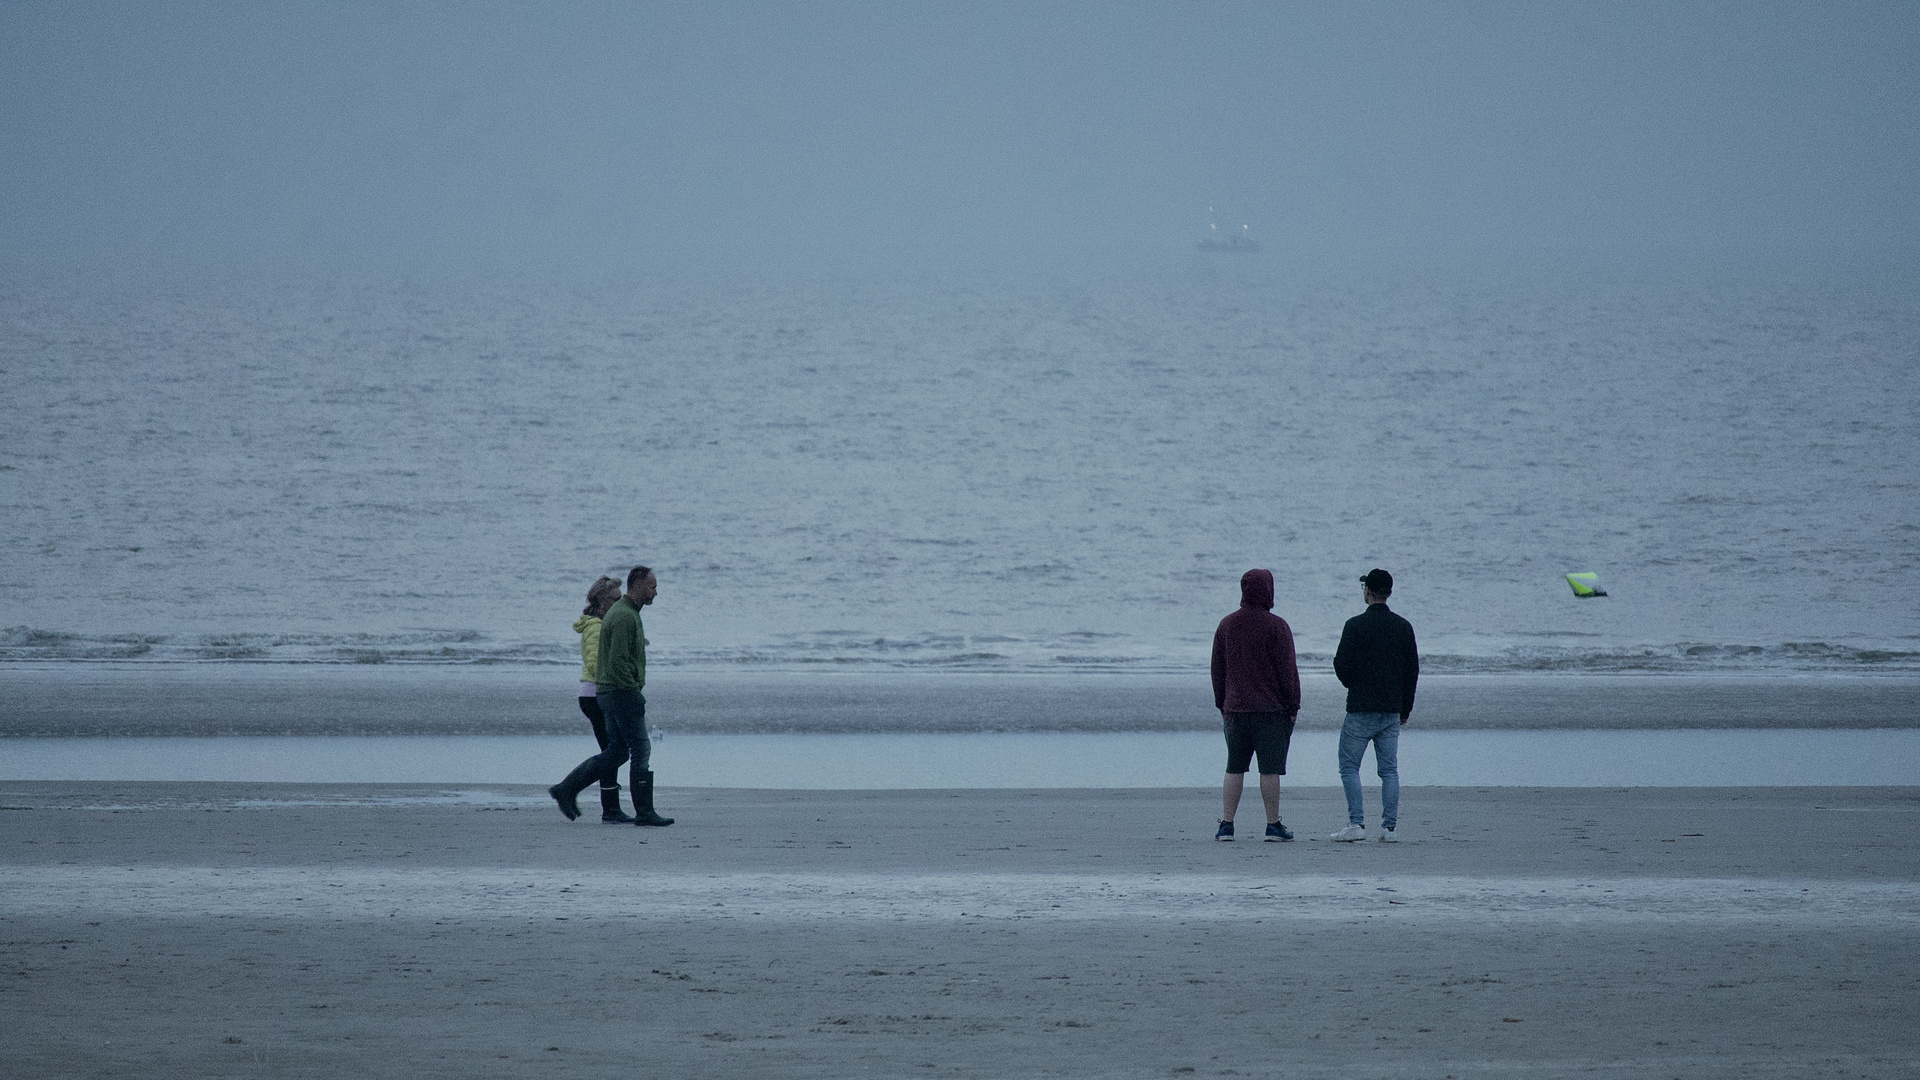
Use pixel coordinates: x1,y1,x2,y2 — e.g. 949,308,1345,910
1333,603,1419,717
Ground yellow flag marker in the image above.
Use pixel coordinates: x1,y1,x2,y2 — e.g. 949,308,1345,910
1565,572,1607,598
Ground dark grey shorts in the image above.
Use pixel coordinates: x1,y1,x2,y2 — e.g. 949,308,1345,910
1223,711,1296,775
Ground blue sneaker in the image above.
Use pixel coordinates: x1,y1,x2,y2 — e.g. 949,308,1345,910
1264,820,1293,842
1215,820,1234,841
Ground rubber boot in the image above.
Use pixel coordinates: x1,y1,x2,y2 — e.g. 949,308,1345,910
551,755,614,822
632,770,674,827
599,784,636,824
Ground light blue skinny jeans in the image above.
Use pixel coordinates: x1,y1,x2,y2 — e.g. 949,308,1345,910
1338,711,1400,829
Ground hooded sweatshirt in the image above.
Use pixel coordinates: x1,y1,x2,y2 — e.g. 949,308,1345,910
1210,569,1302,715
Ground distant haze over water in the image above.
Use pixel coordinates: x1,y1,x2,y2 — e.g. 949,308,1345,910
3,266,1916,675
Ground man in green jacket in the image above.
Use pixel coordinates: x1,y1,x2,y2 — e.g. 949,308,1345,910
550,566,673,826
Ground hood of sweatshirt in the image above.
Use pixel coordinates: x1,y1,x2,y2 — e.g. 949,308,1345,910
1240,569,1274,610
573,614,599,635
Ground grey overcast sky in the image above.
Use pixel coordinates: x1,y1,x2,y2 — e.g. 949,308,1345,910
2,1,1916,274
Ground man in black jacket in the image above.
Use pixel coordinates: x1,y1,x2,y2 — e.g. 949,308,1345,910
1329,568,1418,843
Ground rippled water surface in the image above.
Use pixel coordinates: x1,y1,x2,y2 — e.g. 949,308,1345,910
4,267,1916,673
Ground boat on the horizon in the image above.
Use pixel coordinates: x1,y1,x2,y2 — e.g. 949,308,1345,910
1196,229,1261,253
1197,211,1261,253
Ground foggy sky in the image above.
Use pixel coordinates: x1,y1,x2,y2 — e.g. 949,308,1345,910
3,1,1916,274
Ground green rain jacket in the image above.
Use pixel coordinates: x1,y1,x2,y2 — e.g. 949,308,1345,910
595,597,648,691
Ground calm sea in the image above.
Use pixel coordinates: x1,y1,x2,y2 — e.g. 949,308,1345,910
4,265,1916,680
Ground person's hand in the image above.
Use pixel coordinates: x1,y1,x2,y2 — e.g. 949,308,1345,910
1400,713,1410,726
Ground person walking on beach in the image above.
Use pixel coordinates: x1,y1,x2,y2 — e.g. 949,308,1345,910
1330,568,1418,843
573,575,636,823
1211,569,1302,841
550,566,673,827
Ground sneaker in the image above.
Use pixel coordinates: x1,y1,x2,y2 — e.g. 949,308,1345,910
1329,823,1368,842
1264,821,1294,842
1379,826,1399,843
1215,820,1234,841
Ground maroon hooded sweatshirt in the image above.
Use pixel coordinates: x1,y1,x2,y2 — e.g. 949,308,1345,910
1210,569,1302,715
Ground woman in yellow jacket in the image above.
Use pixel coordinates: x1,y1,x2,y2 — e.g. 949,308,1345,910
573,576,634,822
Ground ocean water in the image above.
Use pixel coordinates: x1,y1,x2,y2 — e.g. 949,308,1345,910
3,266,1917,677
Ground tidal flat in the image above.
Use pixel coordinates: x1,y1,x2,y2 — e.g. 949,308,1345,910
3,783,1916,1079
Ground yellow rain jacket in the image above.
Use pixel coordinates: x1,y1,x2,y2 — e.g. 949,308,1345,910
573,614,603,683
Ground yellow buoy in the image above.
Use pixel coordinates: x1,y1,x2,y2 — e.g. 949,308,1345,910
1565,572,1607,598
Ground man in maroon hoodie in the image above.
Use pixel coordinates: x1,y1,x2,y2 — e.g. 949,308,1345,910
1210,569,1302,841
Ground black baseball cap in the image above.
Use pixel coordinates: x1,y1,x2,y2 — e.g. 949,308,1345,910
1360,568,1393,595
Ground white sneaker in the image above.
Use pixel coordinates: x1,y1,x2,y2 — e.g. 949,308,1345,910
1329,824,1368,842
1379,826,1399,843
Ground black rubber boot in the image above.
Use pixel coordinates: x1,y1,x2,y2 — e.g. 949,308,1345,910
548,783,581,821
599,784,636,824
632,770,674,827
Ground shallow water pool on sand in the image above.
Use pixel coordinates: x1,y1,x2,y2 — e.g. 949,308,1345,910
1,729,1914,787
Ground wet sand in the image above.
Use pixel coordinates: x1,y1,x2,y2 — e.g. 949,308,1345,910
5,665,1917,736
3,783,1917,1079
6,729,1920,787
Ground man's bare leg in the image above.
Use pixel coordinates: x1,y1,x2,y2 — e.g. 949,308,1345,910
1260,773,1280,824
1221,772,1245,821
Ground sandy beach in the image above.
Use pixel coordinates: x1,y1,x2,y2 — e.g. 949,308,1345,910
5,666,1917,737
3,782,1916,1078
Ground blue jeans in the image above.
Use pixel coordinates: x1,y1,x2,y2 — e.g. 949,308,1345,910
1338,712,1400,828
559,687,650,794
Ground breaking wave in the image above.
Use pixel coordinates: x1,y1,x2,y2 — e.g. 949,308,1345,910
4,626,1916,674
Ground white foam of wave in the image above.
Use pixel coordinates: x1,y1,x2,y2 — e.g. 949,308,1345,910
5,626,1919,673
